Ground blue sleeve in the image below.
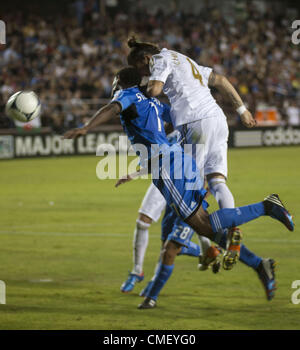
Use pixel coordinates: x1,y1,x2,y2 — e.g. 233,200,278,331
161,103,172,123
111,90,134,111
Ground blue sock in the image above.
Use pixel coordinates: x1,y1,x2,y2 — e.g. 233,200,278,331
208,203,264,270
147,263,174,301
209,202,265,233
178,241,201,257
239,245,262,269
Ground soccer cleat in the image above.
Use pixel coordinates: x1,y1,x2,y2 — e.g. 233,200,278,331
138,297,157,309
120,272,144,293
223,227,242,271
139,280,154,297
256,258,277,301
198,246,222,273
263,194,294,231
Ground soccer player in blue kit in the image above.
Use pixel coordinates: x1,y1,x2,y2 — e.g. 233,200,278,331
64,66,294,309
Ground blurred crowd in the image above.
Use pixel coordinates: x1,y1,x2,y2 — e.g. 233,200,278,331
0,0,299,131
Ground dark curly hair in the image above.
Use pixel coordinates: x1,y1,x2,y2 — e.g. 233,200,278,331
117,66,141,88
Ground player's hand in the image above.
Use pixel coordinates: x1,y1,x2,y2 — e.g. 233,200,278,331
115,175,133,188
240,110,257,128
63,127,88,139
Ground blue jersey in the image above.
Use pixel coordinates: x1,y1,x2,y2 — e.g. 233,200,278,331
112,87,207,221
111,86,171,165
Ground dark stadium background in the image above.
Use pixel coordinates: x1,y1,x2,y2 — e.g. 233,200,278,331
0,0,299,134
1,0,300,333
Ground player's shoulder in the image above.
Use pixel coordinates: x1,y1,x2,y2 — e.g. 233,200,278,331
151,48,172,64
112,86,138,100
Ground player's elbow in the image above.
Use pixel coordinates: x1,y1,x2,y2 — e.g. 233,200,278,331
209,73,227,89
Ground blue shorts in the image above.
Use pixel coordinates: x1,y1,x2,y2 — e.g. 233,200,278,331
161,205,194,247
152,144,207,220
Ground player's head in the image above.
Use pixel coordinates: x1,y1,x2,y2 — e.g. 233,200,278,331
111,66,142,97
127,36,160,76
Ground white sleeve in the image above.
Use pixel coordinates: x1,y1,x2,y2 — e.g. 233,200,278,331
149,54,172,84
200,66,213,83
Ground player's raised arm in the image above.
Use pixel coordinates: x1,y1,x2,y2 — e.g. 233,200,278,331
208,71,256,128
147,55,170,97
63,102,121,139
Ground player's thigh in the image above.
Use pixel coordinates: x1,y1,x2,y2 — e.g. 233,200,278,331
179,115,228,176
139,182,166,222
201,115,229,178
185,206,213,239
164,215,194,248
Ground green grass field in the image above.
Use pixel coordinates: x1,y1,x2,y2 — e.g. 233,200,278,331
0,147,299,330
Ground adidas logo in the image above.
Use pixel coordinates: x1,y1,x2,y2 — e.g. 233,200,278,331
265,195,284,208
190,201,197,209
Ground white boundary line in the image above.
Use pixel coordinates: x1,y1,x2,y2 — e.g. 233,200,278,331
0,230,299,243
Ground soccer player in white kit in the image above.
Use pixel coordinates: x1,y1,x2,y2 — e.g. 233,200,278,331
121,38,278,305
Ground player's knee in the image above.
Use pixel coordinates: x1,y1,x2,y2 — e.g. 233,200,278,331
162,241,181,264
186,207,213,237
206,173,226,182
137,213,153,225
207,176,226,193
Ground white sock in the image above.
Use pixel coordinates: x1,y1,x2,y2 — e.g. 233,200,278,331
132,219,150,275
208,178,235,209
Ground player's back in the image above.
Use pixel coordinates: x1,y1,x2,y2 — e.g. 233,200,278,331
111,86,172,165
149,48,222,127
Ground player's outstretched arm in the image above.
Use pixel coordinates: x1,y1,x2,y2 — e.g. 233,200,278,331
115,167,149,188
63,103,121,139
208,72,256,128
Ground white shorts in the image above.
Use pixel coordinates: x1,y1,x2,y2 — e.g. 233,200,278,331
177,109,229,178
138,182,166,222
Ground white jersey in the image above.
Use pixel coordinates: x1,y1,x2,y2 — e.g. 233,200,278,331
149,48,222,127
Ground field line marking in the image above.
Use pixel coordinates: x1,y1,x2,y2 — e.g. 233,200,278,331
0,222,116,230
0,230,299,244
